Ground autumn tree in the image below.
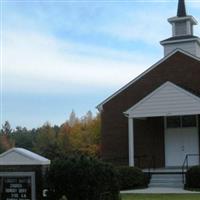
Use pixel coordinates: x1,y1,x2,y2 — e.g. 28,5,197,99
68,110,78,126
0,111,101,159
0,121,15,152
67,111,100,157
57,122,71,157
33,122,58,159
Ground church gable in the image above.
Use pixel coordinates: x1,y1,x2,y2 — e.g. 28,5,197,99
125,81,200,118
100,50,200,112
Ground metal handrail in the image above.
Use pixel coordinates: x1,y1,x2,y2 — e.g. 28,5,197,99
134,155,155,178
182,154,200,184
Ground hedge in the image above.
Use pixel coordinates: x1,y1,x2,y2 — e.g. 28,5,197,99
185,165,200,189
117,166,148,190
46,154,120,200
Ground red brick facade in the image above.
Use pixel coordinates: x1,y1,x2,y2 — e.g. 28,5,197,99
100,51,200,167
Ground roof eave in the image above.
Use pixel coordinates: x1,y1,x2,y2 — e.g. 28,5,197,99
160,37,200,45
168,16,198,25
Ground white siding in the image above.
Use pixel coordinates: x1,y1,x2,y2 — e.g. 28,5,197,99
164,41,198,57
195,42,200,57
126,82,200,118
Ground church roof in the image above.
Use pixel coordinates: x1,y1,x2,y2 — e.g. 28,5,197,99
96,49,200,111
177,0,187,17
97,0,200,111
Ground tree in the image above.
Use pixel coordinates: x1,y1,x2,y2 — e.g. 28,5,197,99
57,122,71,157
67,112,101,157
0,121,14,152
78,113,101,157
33,122,58,159
68,110,78,126
1,121,12,134
0,134,15,152
7,126,36,151
15,126,28,134
82,110,93,124
0,111,101,158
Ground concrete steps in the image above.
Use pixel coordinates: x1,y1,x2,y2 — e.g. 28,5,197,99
149,174,184,188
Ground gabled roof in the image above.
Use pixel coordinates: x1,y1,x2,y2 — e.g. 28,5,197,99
0,148,50,165
97,49,200,111
124,81,200,118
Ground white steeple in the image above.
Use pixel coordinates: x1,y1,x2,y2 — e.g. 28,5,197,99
160,0,200,57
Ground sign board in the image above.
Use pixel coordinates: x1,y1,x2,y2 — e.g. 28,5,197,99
0,172,35,200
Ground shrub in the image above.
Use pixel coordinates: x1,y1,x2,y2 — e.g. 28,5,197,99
185,165,200,189
117,166,148,190
46,154,120,200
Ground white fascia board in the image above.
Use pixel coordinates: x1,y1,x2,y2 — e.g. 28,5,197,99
126,111,200,118
96,49,200,111
124,81,200,118
160,38,200,45
168,16,198,25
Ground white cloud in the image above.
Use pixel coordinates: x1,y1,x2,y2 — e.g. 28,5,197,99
4,2,183,96
4,2,173,46
4,30,158,94
94,8,173,45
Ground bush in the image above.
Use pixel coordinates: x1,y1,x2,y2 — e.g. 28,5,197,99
46,154,120,200
117,166,148,190
185,166,200,189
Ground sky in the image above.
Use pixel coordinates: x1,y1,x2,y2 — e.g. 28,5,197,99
1,0,200,129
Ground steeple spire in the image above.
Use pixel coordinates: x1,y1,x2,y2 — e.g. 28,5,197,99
177,0,187,17
160,0,200,58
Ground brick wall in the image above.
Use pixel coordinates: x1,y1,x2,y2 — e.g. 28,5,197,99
101,52,200,167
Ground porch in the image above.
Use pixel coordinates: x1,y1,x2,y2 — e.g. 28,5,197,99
141,154,200,188
124,82,200,169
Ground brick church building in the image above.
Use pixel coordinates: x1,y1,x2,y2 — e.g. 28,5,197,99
97,0,200,169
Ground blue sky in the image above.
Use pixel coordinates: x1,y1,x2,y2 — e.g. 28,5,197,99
1,0,200,129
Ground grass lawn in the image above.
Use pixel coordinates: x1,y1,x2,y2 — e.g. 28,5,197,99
121,194,200,200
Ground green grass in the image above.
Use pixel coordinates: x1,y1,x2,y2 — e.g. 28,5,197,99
121,194,200,200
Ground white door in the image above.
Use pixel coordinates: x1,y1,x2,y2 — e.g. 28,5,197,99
165,127,199,167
